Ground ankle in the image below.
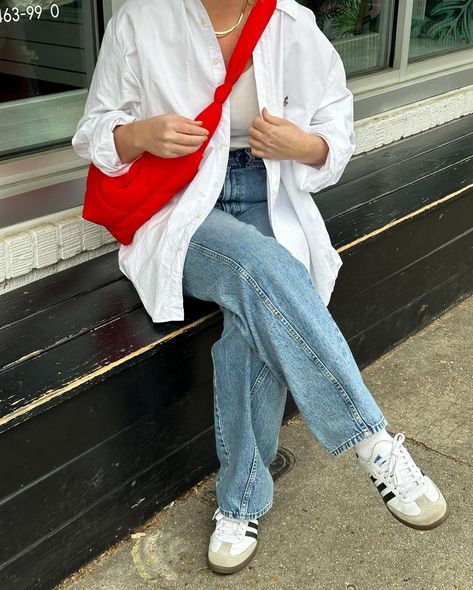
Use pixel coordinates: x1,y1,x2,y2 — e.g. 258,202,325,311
354,428,393,461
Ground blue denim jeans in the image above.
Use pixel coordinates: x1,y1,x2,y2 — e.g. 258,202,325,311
182,147,388,521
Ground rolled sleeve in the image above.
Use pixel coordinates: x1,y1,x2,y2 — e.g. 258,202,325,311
71,18,142,177
292,51,356,194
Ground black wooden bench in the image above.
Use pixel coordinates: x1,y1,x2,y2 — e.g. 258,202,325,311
1,113,472,590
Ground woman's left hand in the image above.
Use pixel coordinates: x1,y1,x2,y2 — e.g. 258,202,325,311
248,107,329,166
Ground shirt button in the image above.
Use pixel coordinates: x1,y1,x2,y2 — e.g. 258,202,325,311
212,181,219,188
200,17,208,26
211,58,219,66
196,212,203,219
219,143,225,150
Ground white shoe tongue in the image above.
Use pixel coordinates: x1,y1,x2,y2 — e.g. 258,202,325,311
371,440,394,463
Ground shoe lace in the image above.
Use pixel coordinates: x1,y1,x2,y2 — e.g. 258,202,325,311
378,433,426,500
212,507,248,543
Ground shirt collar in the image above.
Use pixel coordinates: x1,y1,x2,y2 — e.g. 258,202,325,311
276,0,298,20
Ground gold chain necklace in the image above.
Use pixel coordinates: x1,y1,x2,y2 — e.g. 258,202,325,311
213,0,254,38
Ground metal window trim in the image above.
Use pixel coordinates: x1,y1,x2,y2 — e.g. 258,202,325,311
352,65,473,119
405,49,473,79
349,57,473,105
393,0,414,77
0,148,88,201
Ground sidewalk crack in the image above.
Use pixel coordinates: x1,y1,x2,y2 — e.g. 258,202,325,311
402,434,472,468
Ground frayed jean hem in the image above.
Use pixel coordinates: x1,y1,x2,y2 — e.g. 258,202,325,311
330,417,389,458
218,498,273,521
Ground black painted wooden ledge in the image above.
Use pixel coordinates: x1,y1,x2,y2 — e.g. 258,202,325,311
0,113,472,590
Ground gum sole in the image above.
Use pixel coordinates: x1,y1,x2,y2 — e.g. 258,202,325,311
208,543,258,574
389,502,450,530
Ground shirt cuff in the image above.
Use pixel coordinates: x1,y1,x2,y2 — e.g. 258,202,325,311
96,113,143,176
292,127,334,193
73,112,142,177
291,120,352,194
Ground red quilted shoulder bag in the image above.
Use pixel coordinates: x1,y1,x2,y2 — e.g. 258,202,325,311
81,0,276,246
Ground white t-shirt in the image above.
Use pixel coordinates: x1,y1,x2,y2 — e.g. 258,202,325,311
230,64,259,149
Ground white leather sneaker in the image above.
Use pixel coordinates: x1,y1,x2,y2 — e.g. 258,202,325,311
357,432,449,530
208,507,259,574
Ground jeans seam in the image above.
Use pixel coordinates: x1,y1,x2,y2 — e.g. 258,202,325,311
212,366,230,464
235,167,241,200
188,241,369,429
240,444,259,515
249,362,270,399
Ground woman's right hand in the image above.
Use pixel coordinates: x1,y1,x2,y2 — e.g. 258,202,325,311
113,113,209,164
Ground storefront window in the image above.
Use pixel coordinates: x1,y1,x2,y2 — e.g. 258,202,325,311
299,0,396,76
1,0,472,170
409,0,473,62
0,0,98,159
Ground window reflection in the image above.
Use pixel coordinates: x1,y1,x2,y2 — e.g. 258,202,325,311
299,1,395,76
0,0,97,158
409,0,473,61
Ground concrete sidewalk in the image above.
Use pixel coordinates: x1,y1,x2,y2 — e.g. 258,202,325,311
55,294,473,590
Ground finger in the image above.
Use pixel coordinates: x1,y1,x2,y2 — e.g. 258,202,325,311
175,116,209,132
172,131,209,147
262,106,285,123
249,138,264,152
249,145,265,158
168,142,203,157
176,121,210,137
176,115,205,126
252,116,271,132
249,125,265,142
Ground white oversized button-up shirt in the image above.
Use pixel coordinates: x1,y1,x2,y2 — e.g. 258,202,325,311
72,0,356,323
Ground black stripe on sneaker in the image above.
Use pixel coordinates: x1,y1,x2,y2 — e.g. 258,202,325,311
382,491,396,504
245,530,258,540
370,476,386,492
248,521,258,530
